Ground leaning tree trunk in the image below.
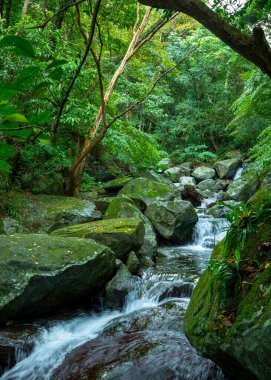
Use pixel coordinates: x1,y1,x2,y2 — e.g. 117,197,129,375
22,0,31,14
66,6,152,196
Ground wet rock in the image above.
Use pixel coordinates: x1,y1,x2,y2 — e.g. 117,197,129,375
52,304,226,380
126,252,140,275
208,200,241,218
141,170,177,189
0,234,115,325
105,265,138,308
119,177,179,207
192,166,216,181
158,282,194,301
182,185,203,206
145,199,198,243
214,158,242,179
51,218,145,260
197,179,221,193
174,176,196,192
197,189,217,199
78,190,99,202
0,193,102,234
227,173,260,202
104,195,158,263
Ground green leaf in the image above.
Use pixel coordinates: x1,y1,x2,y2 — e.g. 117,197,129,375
0,143,15,159
28,111,50,125
4,113,28,123
15,66,41,85
0,83,21,100
46,60,67,70
0,35,35,58
49,67,63,81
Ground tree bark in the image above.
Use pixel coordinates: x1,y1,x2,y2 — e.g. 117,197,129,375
139,0,271,77
22,0,31,14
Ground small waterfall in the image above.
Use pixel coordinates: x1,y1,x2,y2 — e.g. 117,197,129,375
233,166,244,180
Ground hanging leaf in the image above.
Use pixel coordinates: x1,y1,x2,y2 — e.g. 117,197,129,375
46,60,67,70
28,111,51,125
0,83,21,100
31,81,51,97
4,113,28,123
0,35,35,58
15,66,41,85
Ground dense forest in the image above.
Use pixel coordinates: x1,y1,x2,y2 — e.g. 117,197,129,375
0,1,270,380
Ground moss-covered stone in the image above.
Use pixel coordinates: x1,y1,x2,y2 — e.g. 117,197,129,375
227,172,260,202
0,192,102,234
145,200,198,243
93,197,114,214
119,178,179,206
0,234,115,325
184,214,271,380
104,195,157,261
214,159,242,179
103,177,131,191
192,167,216,181
51,218,145,260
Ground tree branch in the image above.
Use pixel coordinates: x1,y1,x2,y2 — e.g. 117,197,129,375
139,0,271,77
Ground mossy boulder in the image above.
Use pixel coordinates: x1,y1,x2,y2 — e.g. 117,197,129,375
104,195,157,262
184,202,271,380
93,197,114,214
0,217,27,235
119,178,179,206
164,166,190,182
0,193,102,234
51,218,145,260
192,166,216,181
145,200,198,243
227,173,260,201
103,177,131,191
214,159,242,179
208,200,240,218
197,179,221,193
0,234,115,325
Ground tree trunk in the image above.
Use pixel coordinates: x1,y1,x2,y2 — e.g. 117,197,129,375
55,0,71,29
66,6,152,196
22,0,31,14
139,0,271,77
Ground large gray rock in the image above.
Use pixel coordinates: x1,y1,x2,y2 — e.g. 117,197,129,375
119,178,179,206
103,177,131,191
214,159,242,179
0,217,27,235
197,179,221,193
192,167,216,181
164,166,190,182
51,218,145,260
0,193,102,234
0,234,115,324
174,176,196,193
157,158,172,170
105,265,138,308
227,173,260,202
208,200,241,218
145,200,198,243
104,195,157,262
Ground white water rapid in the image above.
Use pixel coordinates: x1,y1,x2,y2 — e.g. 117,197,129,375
1,204,229,380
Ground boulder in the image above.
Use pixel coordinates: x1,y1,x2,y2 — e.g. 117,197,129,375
103,177,131,191
93,197,114,214
174,176,196,192
197,179,221,193
51,218,145,260
126,251,140,275
157,157,172,170
145,200,198,243
164,166,190,182
184,186,271,380
181,185,203,206
227,173,260,202
0,217,27,235
0,234,115,325
141,170,177,189
214,159,242,179
208,200,241,218
0,193,102,234
225,150,243,160
192,166,216,181
119,178,179,207
104,195,157,261
105,264,138,308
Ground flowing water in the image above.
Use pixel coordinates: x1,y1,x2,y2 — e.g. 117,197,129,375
1,207,229,380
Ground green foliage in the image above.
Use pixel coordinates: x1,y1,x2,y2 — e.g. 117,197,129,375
171,144,218,163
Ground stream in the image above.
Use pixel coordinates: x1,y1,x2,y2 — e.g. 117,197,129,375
1,203,229,380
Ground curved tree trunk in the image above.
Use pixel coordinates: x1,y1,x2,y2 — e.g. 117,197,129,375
139,0,271,77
